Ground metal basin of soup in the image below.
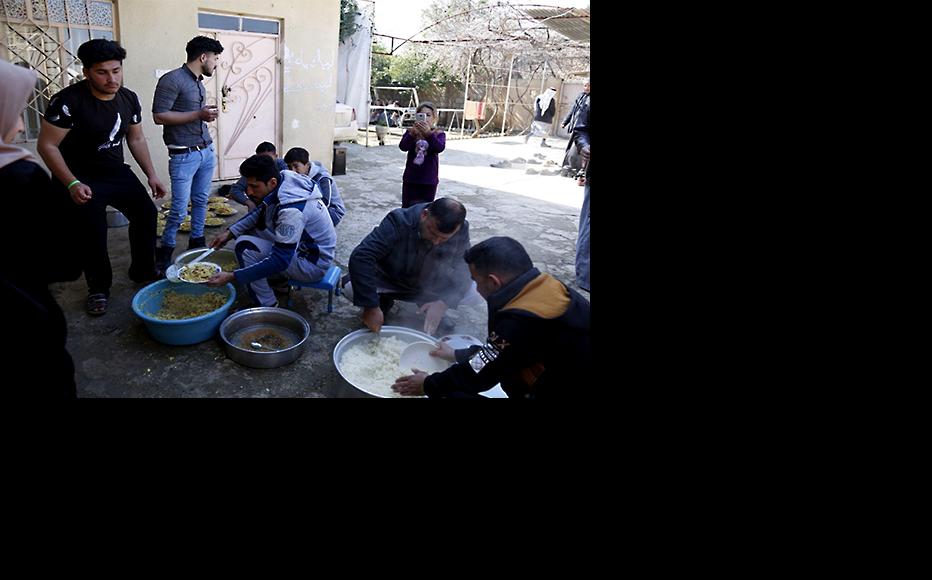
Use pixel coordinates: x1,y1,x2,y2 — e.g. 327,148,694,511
219,307,311,369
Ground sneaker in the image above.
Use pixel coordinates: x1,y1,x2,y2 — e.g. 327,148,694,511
269,278,291,293
128,268,160,284
490,160,512,168
341,280,354,302
188,236,206,250
540,140,551,148
436,316,456,334
85,293,109,316
154,245,175,277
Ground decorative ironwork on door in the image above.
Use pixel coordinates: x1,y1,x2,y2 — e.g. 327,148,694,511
1,0,116,141
203,31,280,180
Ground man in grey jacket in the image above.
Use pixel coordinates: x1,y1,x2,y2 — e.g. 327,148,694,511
206,155,336,308
345,198,472,335
152,35,224,274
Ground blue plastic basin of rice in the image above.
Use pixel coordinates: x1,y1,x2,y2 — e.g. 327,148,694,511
132,279,236,346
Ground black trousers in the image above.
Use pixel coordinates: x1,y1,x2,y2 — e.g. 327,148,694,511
401,182,438,208
62,165,157,296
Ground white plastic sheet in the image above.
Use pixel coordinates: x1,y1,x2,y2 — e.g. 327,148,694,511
337,10,373,127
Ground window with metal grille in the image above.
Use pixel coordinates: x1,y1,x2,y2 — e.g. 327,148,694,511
1,0,116,142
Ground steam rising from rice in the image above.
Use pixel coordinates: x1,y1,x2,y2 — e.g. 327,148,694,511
339,336,409,398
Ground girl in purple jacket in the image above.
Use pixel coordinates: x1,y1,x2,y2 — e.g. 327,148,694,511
399,101,445,208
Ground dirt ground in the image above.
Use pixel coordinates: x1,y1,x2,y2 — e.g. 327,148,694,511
53,132,588,397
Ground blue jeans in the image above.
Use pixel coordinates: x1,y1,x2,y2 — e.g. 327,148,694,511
161,144,216,247
575,182,590,290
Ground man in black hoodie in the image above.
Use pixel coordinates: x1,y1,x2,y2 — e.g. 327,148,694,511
392,236,591,399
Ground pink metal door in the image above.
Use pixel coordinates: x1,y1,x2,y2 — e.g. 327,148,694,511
202,31,280,180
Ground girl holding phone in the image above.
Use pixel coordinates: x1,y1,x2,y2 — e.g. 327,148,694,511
399,101,445,208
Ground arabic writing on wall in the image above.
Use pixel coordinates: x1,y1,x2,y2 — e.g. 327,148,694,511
283,45,335,98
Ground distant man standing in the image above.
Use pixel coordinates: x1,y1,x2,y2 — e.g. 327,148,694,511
561,78,589,174
572,89,590,292
561,79,589,132
525,87,557,147
38,39,168,317
152,35,224,275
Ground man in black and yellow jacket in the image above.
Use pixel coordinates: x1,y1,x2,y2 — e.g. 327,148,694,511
392,236,591,398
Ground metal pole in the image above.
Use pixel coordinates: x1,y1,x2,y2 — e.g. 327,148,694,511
540,61,548,137
501,54,515,137
462,54,471,137
539,60,547,95
365,6,373,147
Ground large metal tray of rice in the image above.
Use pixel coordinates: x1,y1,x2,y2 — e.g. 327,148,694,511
333,326,438,398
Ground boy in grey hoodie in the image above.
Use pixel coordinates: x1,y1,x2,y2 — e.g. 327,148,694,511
206,154,336,307
284,146,346,227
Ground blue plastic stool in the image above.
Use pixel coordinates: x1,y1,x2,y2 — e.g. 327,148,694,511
288,265,342,313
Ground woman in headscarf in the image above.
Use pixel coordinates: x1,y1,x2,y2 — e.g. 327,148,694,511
525,87,558,147
0,58,81,398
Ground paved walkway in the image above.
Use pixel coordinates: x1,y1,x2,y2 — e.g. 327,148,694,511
54,134,587,397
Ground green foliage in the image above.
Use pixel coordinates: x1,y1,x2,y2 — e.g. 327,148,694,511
340,0,361,43
368,1,464,96
371,42,392,86
385,49,459,89
370,44,459,92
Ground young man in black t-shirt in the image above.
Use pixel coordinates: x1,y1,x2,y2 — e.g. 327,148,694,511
38,39,168,316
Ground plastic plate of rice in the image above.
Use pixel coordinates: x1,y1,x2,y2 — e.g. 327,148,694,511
178,262,221,283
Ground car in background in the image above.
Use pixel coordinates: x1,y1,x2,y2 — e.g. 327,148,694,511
334,103,359,143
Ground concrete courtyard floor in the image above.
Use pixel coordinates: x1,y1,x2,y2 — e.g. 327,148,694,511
54,133,587,397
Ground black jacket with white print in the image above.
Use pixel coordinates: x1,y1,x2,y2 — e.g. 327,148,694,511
423,267,591,399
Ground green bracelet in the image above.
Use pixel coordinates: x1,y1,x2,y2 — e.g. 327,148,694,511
66,179,81,190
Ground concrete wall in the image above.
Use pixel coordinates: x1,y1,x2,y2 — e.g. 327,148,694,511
18,0,339,188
